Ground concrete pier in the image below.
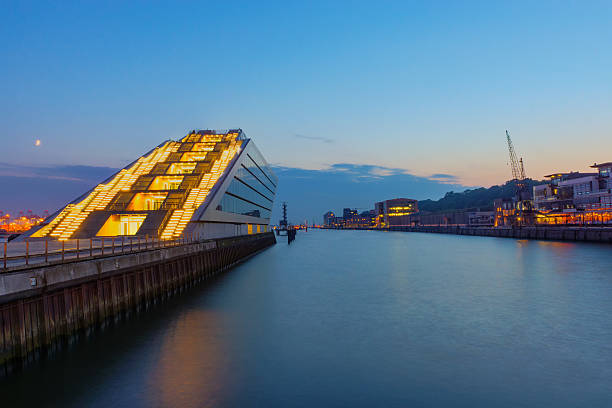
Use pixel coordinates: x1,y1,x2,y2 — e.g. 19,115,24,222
322,225,612,243
0,232,276,372
388,225,612,243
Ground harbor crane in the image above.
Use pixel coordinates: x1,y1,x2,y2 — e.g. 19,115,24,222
505,130,534,225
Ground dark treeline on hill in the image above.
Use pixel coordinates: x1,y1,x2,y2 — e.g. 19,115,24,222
418,179,543,212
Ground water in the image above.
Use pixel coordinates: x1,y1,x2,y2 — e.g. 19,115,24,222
2,230,612,407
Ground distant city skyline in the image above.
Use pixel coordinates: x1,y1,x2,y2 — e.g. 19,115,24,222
2,1,611,219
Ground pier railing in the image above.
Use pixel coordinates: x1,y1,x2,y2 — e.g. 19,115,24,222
1,234,205,271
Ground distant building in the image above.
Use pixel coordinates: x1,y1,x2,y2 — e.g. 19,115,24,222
533,172,598,211
343,208,358,221
375,198,418,227
492,161,612,226
344,209,375,228
467,211,495,226
323,211,335,226
494,198,516,227
405,208,493,227
531,162,612,225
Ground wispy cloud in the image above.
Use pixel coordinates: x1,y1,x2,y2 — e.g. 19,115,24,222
293,133,334,144
325,164,416,181
0,163,120,215
0,163,118,183
428,173,459,184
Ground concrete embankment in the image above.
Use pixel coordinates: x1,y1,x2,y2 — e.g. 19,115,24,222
388,226,612,243
0,232,276,372
322,226,612,243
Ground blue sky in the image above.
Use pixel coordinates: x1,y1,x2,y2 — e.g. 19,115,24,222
1,1,611,221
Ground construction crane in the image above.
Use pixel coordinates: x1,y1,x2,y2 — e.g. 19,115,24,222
506,130,522,184
505,130,533,225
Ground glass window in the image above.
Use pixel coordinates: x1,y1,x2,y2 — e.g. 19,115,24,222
235,165,275,199
247,147,278,186
217,194,271,219
226,177,273,209
244,154,276,193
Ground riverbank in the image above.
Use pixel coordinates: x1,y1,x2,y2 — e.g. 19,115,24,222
322,225,612,243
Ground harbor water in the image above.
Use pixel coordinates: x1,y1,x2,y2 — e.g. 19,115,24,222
2,229,612,407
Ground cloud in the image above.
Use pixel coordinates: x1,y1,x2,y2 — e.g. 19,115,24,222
429,173,459,183
320,163,410,179
293,133,334,144
0,163,118,183
0,163,118,215
271,164,472,223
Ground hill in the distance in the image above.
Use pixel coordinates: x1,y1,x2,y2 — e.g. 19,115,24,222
418,179,543,213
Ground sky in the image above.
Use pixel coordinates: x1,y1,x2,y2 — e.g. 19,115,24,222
1,1,611,222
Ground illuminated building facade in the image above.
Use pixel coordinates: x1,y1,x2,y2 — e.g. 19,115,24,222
343,208,358,221
533,172,599,211
532,162,612,225
493,198,516,227
375,198,418,227
25,129,276,240
344,210,376,228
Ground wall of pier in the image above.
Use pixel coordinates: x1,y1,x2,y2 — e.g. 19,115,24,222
0,232,276,372
387,225,612,243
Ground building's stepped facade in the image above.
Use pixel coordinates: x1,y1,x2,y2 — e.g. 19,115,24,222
26,129,276,241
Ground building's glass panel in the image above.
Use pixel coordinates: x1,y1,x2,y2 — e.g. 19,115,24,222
150,176,184,190
97,214,147,236
247,148,278,186
234,165,275,199
217,194,271,219
226,177,273,209
241,160,276,194
167,163,196,174
243,154,277,193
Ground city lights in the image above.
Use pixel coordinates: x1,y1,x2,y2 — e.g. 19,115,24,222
0,212,45,234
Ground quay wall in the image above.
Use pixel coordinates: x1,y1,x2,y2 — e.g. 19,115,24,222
323,226,612,243
388,225,612,243
0,232,276,371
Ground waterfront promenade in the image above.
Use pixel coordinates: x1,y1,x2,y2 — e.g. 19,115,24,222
2,236,202,270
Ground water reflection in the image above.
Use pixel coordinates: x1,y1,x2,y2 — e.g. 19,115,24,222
147,310,229,408
2,230,612,408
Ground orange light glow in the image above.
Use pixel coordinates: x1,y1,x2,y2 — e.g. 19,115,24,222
0,213,45,233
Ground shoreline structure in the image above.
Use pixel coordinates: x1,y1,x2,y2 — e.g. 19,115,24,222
323,225,612,244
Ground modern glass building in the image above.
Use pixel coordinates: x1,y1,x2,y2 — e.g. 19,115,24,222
25,129,276,240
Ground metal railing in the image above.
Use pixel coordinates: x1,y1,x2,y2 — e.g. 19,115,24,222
1,233,206,271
